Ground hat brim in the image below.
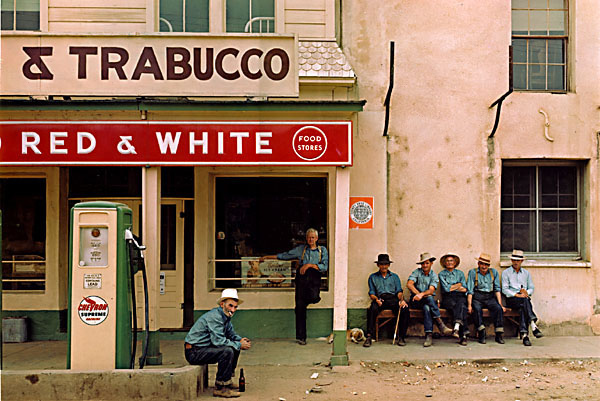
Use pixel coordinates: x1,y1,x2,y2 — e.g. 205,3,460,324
475,258,491,265
416,257,436,264
510,256,526,260
218,297,243,305
441,254,460,267
375,260,393,264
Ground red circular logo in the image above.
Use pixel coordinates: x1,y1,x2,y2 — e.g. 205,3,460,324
292,126,328,161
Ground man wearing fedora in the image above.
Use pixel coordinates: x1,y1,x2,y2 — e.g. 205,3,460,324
466,253,506,344
363,253,410,347
438,252,469,346
184,289,252,398
502,249,543,346
407,252,453,347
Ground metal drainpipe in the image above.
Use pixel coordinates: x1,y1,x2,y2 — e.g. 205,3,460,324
488,46,514,138
382,41,395,137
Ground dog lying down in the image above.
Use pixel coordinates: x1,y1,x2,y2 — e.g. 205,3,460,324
326,328,365,344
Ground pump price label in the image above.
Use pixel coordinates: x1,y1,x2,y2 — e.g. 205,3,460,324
78,295,109,325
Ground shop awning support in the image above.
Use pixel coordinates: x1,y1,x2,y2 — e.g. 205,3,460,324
330,167,350,366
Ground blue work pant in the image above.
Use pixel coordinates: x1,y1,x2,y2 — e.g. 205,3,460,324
471,291,504,333
185,344,239,385
410,295,441,333
506,296,537,334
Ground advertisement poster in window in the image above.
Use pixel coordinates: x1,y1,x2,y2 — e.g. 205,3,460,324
241,257,293,288
349,196,374,229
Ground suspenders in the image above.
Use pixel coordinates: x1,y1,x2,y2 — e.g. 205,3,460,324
474,269,496,291
301,245,322,265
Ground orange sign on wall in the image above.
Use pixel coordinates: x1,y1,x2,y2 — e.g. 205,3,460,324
349,196,374,229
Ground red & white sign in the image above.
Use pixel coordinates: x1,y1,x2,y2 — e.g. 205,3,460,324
78,295,109,325
0,121,352,166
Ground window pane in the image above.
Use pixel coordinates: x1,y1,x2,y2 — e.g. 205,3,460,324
502,166,535,208
512,39,527,63
69,167,142,198
162,167,194,198
160,0,183,32
252,0,274,32
186,0,209,32
540,210,576,252
512,0,529,8
529,39,546,63
530,0,548,9
547,39,564,63
501,211,536,252
160,205,177,270
529,64,546,90
513,64,527,89
548,10,565,35
530,10,547,34
1,0,14,30
226,0,249,32
540,166,576,207
549,0,566,9
512,9,528,34
15,0,38,30
1,178,46,291
547,65,564,90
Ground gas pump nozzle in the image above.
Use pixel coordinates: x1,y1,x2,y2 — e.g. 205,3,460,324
125,229,150,369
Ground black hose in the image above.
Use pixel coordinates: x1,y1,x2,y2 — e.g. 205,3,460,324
139,264,150,369
129,245,138,369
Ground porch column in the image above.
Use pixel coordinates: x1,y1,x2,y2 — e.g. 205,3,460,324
330,166,349,366
142,166,162,365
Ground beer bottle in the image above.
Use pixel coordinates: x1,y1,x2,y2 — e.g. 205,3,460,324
239,368,246,392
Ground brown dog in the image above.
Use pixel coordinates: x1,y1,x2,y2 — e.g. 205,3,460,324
327,328,365,344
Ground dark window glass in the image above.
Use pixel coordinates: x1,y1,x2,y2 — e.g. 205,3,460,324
69,167,142,198
1,178,46,291
226,0,274,33
1,0,39,31
162,167,194,198
160,0,208,32
160,204,177,270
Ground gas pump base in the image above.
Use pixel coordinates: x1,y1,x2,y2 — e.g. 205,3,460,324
2,365,208,401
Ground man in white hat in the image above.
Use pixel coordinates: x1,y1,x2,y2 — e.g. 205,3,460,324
466,253,506,344
407,252,453,347
438,252,469,346
502,249,543,346
184,289,251,398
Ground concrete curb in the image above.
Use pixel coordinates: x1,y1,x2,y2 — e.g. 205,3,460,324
1,365,207,401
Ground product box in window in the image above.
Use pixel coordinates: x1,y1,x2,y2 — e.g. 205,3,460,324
241,257,293,288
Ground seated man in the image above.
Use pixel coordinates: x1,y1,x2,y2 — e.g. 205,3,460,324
466,253,505,344
184,289,251,398
407,252,453,347
502,249,543,346
438,252,469,346
363,253,410,347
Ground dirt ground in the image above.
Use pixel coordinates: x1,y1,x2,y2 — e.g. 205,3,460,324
199,360,600,401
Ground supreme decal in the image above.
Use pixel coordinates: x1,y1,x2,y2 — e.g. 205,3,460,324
0,121,352,166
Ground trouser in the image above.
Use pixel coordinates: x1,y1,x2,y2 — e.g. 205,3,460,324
506,296,538,334
185,344,240,386
366,293,410,339
471,291,504,333
441,291,470,335
410,295,441,333
295,268,322,340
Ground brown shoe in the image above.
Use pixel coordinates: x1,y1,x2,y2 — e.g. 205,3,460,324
459,336,468,346
423,333,433,347
213,387,241,398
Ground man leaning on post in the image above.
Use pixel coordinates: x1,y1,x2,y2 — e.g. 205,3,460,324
184,288,251,398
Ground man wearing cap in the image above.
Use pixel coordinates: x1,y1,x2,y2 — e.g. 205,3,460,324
407,252,453,347
184,289,251,398
438,252,469,346
363,254,410,347
466,253,506,344
502,249,543,346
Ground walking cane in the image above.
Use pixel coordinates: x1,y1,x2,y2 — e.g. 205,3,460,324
392,311,401,345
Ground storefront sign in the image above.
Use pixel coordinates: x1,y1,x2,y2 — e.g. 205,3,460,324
349,196,374,229
0,34,298,97
83,273,102,289
0,121,352,165
78,295,109,325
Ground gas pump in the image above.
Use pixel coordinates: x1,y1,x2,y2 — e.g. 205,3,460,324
67,201,149,370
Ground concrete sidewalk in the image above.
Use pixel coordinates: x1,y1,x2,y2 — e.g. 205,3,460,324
3,335,600,371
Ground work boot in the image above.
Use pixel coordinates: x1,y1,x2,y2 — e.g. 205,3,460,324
452,329,460,339
423,333,433,347
363,336,372,348
495,333,505,344
532,328,544,338
397,338,406,346
435,318,453,336
213,387,241,398
478,329,486,344
523,336,532,346
459,336,468,346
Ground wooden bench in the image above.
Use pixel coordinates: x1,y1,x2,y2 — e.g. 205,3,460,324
375,307,520,341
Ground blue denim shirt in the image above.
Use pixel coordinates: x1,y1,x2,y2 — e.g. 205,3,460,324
185,307,242,350
438,269,467,294
277,244,329,273
502,266,534,297
368,270,403,297
466,268,501,295
408,268,439,292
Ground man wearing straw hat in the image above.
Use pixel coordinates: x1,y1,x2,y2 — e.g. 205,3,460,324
184,289,251,398
466,253,506,344
438,252,469,346
407,252,453,347
502,249,544,346
363,253,410,347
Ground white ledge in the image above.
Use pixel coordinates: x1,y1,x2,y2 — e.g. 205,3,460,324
499,260,591,268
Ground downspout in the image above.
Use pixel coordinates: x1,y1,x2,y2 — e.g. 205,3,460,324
488,46,513,138
382,41,395,137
